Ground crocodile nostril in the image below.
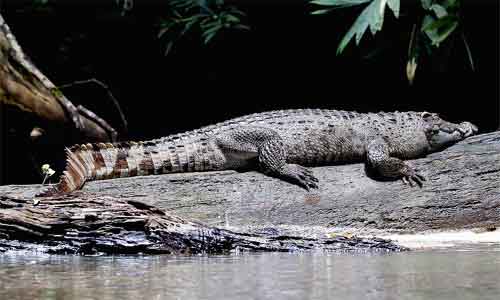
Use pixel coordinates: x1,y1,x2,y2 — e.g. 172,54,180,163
460,122,478,134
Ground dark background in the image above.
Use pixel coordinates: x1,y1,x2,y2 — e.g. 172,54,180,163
0,0,498,184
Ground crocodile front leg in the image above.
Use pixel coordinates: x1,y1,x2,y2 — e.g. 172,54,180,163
215,126,319,191
366,138,426,187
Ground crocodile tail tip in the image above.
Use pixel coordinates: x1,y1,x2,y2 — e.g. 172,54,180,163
35,147,88,197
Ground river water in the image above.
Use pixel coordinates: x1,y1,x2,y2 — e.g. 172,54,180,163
1,244,500,300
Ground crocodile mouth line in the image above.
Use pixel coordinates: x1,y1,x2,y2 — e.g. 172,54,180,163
441,122,478,137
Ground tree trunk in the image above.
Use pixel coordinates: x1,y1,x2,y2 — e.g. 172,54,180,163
0,14,117,147
0,14,121,185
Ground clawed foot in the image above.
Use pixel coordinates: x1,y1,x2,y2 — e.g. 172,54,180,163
284,164,319,191
400,165,426,187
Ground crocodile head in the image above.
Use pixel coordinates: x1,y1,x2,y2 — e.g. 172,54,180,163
420,112,478,152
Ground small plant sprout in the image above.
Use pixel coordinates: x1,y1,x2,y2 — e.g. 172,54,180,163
41,164,55,184
36,164,55,205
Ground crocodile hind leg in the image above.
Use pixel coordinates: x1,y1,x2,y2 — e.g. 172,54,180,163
215,126,319,190
366,137,426,187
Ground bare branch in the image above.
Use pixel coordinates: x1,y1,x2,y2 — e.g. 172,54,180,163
59,78,128,135
77,105,118,141
0,14,84,130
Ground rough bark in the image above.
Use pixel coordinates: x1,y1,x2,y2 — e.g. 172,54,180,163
0,131,498,255
0,193,403,254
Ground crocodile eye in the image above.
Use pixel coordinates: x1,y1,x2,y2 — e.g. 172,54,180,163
421,111,433,119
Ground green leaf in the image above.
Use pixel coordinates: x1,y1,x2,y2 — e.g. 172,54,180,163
433,22,458,46
179,21,195,36
224,14,240,23
337,0,389,54
461,32,475,71
420,0,432,10
443,0,460,10
227,8,246,17
422,15,457,32
160,0,249,55
200,19,221,30
204,32,217,44
387,0,400,18
184,16,201,29
422,15,439,44
422,14,458,47
203,24,223,44
406,23,419,85
165,42,174,56
234,24,251,30
430,4,448,18
311,0,371,8
311,9,335,15
157,27,170,38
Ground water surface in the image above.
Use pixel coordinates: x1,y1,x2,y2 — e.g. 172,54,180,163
1,244,500,300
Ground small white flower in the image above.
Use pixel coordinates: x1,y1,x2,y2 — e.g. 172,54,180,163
41,164,56,185
41,164,55,177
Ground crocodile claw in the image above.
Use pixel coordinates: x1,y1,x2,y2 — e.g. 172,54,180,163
401,166,426,188
286,164,319,191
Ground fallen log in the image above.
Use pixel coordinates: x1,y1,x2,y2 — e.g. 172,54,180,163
0,132,498,253
0,193,402,254
120,130,496,233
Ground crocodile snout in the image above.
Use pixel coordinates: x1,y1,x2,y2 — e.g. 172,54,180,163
458,122,478,138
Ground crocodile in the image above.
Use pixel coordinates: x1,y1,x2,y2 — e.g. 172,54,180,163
38,109,478,196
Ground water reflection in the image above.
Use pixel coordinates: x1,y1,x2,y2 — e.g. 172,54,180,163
1,248,499,300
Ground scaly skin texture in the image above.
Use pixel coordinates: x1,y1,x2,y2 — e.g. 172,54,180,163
39,109,478,195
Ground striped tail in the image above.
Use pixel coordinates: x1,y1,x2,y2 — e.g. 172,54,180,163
37,143,100,197
36,138,225,197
